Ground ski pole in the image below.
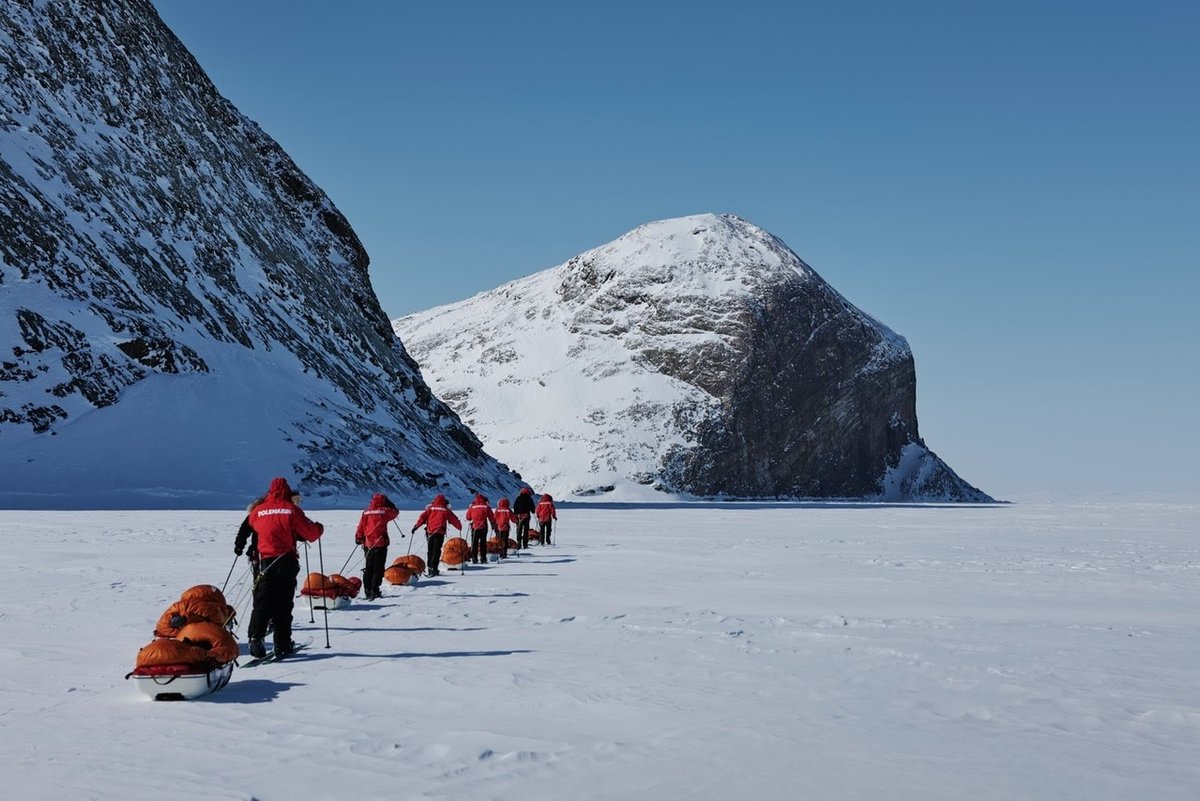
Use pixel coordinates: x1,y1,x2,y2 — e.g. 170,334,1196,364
219,553,239,595
303,542,314,624
338,543,360,575
317,537,331,649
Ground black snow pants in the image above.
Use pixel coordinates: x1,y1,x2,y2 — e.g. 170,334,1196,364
539,519,553,545
248,554,301,649
496,527,510,558
516,514,531,549
363,546,388,597
470,527,488,563
426,532,445,575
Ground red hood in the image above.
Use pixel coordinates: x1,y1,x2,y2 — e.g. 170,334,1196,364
267,477,293,501
519,487,533,496
369,493,390,509
497,498,510,509
473,493,487,505
432,493,447,506
540,494,553,502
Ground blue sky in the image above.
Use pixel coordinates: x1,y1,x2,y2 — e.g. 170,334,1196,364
152,1,1198,501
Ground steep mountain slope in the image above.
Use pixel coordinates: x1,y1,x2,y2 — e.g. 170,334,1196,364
0,0,521,507
395,214,991,502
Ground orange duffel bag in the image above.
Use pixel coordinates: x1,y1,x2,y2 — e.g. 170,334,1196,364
175,621,240,664
301,572,338,598
134,638,214,671
154,598,236,638
178,584,228,606
441,537,469,566
393,555,425,575
383,564,414,585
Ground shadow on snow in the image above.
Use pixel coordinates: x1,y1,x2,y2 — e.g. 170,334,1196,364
314,625,489,633
286,649,534,662
206,679,303,704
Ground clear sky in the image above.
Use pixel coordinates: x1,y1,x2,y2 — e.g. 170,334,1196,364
151,0,1199,502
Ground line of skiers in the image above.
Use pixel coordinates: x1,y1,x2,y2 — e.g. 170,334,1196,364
233,479,558,659
409,487,557,578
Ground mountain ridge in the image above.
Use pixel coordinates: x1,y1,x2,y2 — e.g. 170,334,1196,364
0,0,521,508
395,213,992,503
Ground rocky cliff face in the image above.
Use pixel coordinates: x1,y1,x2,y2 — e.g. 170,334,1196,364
395,214,991,502
0,0,521,507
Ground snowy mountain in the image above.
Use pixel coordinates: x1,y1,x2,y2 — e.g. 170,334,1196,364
0,0,521,508
395,214,991,502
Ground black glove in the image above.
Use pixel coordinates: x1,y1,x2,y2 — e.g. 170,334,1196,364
362,545,369,556
411,525,418,535
234,546,243,556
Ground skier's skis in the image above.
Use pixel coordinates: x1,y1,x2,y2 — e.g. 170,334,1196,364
239,640,311,669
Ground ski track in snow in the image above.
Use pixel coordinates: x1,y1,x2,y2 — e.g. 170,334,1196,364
0,503,1197,800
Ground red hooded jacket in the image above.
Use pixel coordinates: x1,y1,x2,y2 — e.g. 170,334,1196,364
535,494,557,524
355,493,399,549
249,477,324,559
465,493,496,532
414,493,462,536
493,498,513,531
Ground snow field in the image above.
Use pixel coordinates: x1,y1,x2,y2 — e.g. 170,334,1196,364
0,503,1196,800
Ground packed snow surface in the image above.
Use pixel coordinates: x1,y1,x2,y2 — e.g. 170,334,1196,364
1,503,1197,800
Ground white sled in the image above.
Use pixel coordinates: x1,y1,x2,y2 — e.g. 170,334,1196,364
128,660,234,701
310,595,351,611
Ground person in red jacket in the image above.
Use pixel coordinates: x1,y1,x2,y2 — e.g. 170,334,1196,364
512,487,535,549
355,493,399,600
246,477,324,658
493,497,513,559
411,493,461,577
535,493,558,545
464,493,497,565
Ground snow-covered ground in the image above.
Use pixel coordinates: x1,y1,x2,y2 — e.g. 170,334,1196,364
1,503,1197,800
